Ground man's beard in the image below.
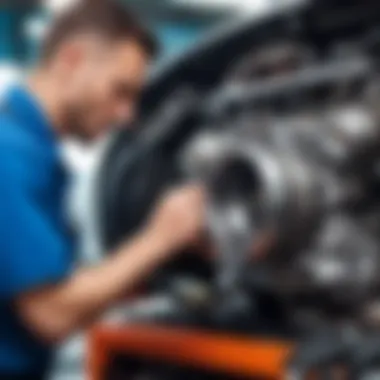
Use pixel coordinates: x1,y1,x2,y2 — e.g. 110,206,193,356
63,103,94,143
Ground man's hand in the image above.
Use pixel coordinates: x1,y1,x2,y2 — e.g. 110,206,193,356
144,184,206,255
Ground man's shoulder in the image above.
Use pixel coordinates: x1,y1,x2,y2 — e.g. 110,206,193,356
0,113,46,179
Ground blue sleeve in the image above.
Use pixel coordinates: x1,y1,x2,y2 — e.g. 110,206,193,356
0,148,72,299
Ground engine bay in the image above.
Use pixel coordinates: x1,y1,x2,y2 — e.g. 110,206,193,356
96,0,380,377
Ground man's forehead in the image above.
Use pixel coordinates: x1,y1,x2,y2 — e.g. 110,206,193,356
62,33,149,62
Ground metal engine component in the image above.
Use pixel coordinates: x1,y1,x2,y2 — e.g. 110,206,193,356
183,92,380,307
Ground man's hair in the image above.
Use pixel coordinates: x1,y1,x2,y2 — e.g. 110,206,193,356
42,0,158,61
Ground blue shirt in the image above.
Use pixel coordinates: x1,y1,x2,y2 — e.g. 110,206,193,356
0,86,74,374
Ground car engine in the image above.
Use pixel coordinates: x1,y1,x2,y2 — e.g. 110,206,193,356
96,0,380,377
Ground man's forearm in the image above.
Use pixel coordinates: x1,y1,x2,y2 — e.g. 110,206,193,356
16,184,205,344
16,230,172,343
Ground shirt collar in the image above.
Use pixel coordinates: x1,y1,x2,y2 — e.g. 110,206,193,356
4,84,58,147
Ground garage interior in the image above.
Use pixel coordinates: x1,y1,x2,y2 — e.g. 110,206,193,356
2,1,380,379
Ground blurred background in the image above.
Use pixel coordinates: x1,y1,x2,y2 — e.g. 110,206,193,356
0,1,283,379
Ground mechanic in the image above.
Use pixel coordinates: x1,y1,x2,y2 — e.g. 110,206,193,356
0,1,205,379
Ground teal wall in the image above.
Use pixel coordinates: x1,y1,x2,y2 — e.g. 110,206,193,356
0,6,35,64
155,22,207,58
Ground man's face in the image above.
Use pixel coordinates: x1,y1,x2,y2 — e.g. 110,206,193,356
59,37,150,141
